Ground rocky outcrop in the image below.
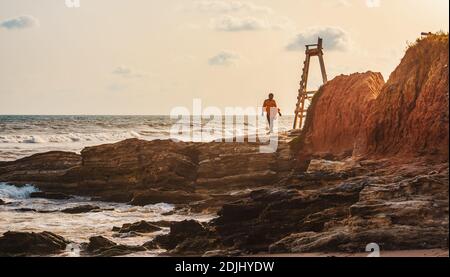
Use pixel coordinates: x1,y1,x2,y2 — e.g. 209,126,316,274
83,236,146,257
295,35,449,165
299,72,384,160
297,34,448,164
30,192,73,200
0,151,81,183
0,231,69,257
357,34,449,160
152,220,222,255
0,138,294,210
113,220,162,234
60,205,101,214
211,160,449,253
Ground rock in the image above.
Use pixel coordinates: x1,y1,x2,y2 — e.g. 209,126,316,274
94,245,146,257
202,249,242,257
213,161,449,254
0,231,69,256
14,208,38,213
142,240,158,250
61,205,101,214
269,226,448,253
213,180,365,253
358,34,449,160
92,193,134,203
30,192,72,200
0,199,5,205
114,221,162,234
84,236,146,257
0,151,81,184
86,236,117,252
112,232,141,238
153,220,221,255
0,137,294,211
130,190,205,206
297,71,384,161
296,34,449,167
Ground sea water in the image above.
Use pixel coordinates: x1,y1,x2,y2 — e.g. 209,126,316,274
0,183,215,256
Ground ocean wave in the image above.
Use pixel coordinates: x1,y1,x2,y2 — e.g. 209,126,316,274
0,183,40,199
0,131,144,144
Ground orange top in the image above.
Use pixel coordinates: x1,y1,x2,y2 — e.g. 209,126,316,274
263,99,280,115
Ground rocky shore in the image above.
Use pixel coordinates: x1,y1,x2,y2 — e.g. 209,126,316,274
0,34,448,257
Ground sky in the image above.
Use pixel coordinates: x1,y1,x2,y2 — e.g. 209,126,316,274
0,0,448,115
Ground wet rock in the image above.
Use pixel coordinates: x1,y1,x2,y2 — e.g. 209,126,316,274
0,151,81,184
30,192,72,200
0,231,69,256
14,208,38,213
152,220,221,255
130,190,205,206
86,236,117,252
95,245,147,257
202,249,243,257
84,236,146,257
61,205,101,214
0,199,5,205
92,193,134,203
142,240,158,250
113,220,162,234
112,232,141,239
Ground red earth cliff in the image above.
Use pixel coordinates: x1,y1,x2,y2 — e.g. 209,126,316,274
298,34,449,164
356,34,449,160
299,71,385,159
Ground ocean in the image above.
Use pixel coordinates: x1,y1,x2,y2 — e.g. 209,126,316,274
0,115,294,161
0,182,214,256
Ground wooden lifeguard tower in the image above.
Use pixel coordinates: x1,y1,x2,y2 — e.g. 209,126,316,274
293,38,328,130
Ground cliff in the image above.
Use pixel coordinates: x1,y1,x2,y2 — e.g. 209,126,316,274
358,34,449,159
298,34,449,163
299,71,384,159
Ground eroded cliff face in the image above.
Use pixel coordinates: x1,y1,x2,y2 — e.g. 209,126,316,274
299,34,449,162
300,72,384,159
357,35,449,160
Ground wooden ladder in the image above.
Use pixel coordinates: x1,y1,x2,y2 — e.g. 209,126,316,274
293,38,328,129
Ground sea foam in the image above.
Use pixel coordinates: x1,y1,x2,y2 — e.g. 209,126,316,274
0,183,40,199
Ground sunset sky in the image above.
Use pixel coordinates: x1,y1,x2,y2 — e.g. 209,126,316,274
0,0,448,115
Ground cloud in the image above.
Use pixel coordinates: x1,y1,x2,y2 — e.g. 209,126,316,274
112,66,147,78
212,15,272,31
0,15,39,30
194,0,272,14
208,51,239,66
286,26,352,52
